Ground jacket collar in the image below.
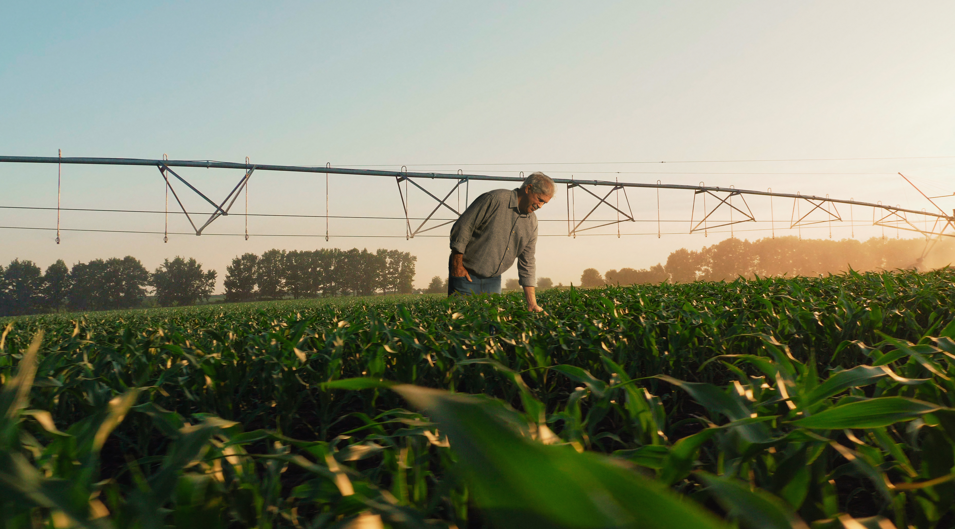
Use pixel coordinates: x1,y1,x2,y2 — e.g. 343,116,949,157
509,188,532,218
511,189,529,216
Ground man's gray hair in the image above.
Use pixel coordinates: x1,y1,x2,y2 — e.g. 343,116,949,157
522,172,555,196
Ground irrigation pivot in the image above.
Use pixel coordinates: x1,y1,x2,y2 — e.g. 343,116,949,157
1,155,953,247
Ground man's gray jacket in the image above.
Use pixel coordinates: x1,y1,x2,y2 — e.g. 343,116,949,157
449,188,537,287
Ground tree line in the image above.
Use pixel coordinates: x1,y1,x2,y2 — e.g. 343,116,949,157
0,256,215,316
580,236,955,287
224,248,416,302
0,247,417,317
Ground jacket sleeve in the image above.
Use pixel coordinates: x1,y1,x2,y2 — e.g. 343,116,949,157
449,192,494,255
517,224,537,287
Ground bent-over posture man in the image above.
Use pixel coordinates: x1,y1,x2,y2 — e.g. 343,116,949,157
448,172,554,312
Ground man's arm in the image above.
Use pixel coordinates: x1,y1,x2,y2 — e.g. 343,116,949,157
450,252,472,281
523,286,543,312
517,225,538,308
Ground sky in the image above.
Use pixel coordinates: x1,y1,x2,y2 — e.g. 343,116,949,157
2,1,954,291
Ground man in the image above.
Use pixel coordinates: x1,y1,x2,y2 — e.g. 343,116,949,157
448,172,555,312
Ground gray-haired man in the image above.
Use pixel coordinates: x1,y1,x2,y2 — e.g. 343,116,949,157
448,172,555,312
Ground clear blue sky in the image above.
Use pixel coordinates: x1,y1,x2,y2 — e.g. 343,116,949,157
3,1,954,289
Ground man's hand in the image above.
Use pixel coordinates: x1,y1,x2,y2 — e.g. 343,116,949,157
523,285,545,313
450,252,472,282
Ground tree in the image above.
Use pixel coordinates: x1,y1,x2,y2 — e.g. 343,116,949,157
42,259,71,312
284,250,315,299
395,251,417,294
68,257,149,311
1,259,44,316
152,256,217,307
606,266,667,286
257,249,286,299
315,249,338,296
537,277,553,290
378,249,417,294
426,276,444,294
68,260,106,311
111,257,151,309
505,278,520,291
224,253,259,302
579,268,604,288
353,248,385,296
701,238,755,281
337,249,360,295
665,248,702,283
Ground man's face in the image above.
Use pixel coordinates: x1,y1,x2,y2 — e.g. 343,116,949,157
519,187,553,214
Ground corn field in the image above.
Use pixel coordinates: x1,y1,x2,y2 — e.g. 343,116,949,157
3,269,955,528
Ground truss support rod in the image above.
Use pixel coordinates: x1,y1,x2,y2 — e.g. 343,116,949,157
395,176,412,239
690,190,756,233
56,149,61,244
790,196,842,228
158,165,200,235
567,183,635,235
656,181,661,239
768,188,774,239
158,163,228,218
163,154,169,242
874,209,923,236
197,165,255,235
399,176,462,218
325,162,330,241
407,178,468,237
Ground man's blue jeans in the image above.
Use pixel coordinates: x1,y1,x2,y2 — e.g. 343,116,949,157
448,272,502,296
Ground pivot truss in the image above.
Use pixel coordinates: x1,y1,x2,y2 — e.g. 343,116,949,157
395,167,470,239
158,156,254,240
1,155,953,245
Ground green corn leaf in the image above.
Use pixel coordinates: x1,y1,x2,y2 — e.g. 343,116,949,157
321,378,397,390
0,451,107,529
770,447,812,510
698,472,809,529
940,319,955,340
659,428,719,485
803,366,892,407
0,332,42,445
394,384,728,529
551,365,608,398
173,474,225,529
657,375,770,443
613,445,669,470
793,397,941,429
